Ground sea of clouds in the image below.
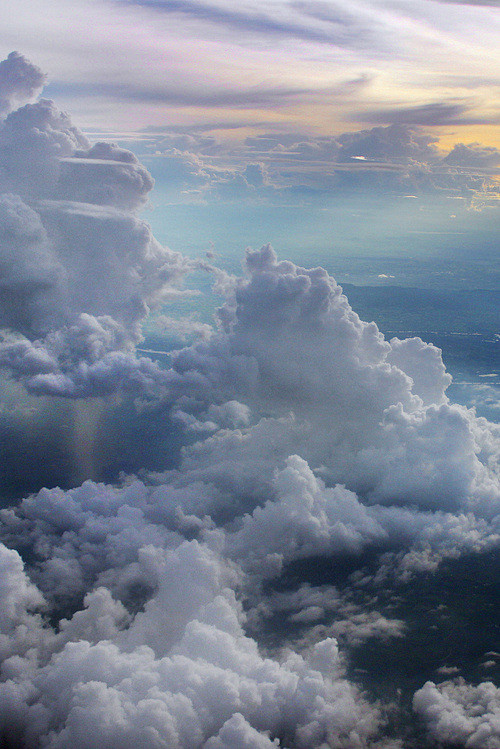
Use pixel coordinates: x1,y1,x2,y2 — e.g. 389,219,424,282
0,52,499,748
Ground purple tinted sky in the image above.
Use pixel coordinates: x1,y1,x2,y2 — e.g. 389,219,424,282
1,0,499,150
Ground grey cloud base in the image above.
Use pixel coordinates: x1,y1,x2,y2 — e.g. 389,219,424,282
0,53,499,748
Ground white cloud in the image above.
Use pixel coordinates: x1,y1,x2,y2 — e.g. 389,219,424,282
203,713,280,749
0,52,499,749
228,455,388,574
0,538,382,748
166,244,498,516
0,54,198,396
0,51,45,117
413,679,500,748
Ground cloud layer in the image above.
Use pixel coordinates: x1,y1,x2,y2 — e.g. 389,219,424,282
0,54,499,748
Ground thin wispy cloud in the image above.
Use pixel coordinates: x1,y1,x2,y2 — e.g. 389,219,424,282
358,101,494,126
118,0,379,49
1,0,498,139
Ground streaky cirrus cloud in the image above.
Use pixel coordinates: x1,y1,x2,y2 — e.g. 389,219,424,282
117,0,384,49
357,101,490,127
2,0,499,140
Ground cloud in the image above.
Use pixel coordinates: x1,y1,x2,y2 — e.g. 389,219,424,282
0,325,170,399
413,679,500,748
48,79,323,111
0,51,45,117
145,122,500,204
246,582,405,650
2,243,498,588
2,0,499,142
358,101,493,127
167,245,500,514
59,143,154,210
227,455,388,574
0,52,499,749
0,544,47,660
156,314,214,342
203,713,280,748
432,0,500,5
336,124,441,163
0,231,499,746
0,54,198,396
119,0,379,50
442,142,500,169
0,98,89,197
0,537,383,748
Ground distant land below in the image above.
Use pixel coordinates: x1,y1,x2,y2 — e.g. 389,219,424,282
341,284,499,422
341,284,500,336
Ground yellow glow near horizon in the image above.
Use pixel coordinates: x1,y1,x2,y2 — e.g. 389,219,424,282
435,126,500,152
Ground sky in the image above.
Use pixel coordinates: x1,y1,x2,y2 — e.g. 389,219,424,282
2,0,499,264
0,2,499,748
2,0,500,142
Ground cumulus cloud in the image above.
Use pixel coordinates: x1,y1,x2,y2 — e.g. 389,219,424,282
0,51,45,117
0,52,499,749
59,141,155,210
0,544,47,661
336,124,441,164
228,455,388,574
203,713,280,748
145,122,500,204
246,582,405,650
442,142,500,169
413,679,500,748
0,536,383,749
166,244,499,515
0,229,498,744
0,324,170,398
0,52,199,397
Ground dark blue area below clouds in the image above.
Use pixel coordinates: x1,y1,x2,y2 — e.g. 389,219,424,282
266,549,500,747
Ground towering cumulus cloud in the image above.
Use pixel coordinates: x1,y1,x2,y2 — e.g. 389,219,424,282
0,52,194,398
0,54,499,748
